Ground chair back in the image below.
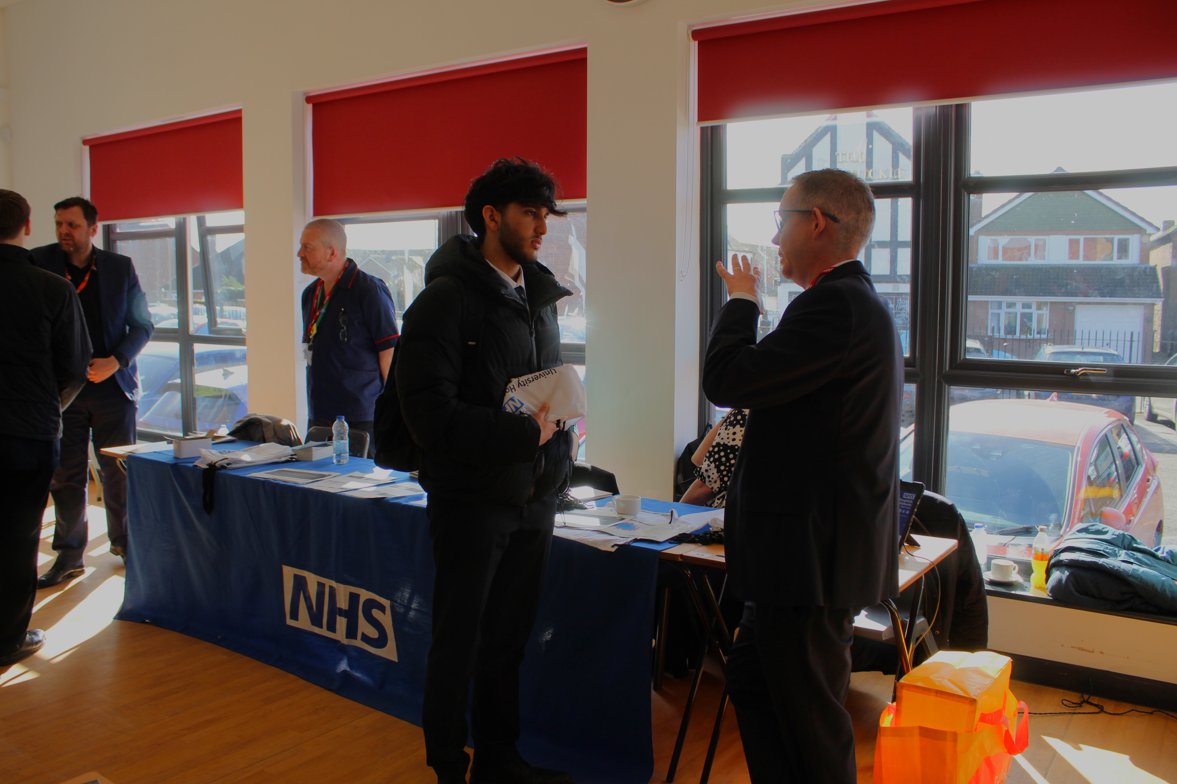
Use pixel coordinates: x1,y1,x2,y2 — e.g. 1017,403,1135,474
306,425,371,458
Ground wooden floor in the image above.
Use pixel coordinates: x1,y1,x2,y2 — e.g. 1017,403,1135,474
3,504,1176,784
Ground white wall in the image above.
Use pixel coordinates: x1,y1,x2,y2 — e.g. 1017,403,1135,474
3,0,1172,687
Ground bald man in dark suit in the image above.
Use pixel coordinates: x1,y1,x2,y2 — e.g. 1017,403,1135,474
702,168,902,783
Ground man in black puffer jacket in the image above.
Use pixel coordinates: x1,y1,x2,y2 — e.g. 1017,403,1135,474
397,158,576,784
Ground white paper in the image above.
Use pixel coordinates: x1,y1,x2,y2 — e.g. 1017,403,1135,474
602,511,717,543
556,512,613,529
502,365,586,422
344,482,426,499
251,467,335,485
196,442,293,469
305,471,399,494
553,526,634,551
674,509,725,531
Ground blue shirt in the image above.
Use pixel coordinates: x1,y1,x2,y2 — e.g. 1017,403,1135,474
302,259,399,422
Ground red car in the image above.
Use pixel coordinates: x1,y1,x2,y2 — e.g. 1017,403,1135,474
900,399,1164,559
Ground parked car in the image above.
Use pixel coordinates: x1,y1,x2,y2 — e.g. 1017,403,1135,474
137,343,249,416
899,399,1164,560
1143,352,1177,426
1032,344,1135,422
139,364,249,435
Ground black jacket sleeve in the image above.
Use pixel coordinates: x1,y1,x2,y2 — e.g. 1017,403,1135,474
702,287,853,409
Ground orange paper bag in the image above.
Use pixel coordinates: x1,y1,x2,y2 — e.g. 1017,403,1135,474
876,651,1030,784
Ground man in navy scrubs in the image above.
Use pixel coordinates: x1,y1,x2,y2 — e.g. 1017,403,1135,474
299,218,399,454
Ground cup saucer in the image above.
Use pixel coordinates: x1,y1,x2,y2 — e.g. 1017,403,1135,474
984,570,1021,585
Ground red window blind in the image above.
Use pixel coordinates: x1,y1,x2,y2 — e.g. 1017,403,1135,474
694,0,1177,123
84,110,243,222
307,49,587,216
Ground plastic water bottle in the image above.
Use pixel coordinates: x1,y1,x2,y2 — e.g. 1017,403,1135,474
332,415,349,465
1031,525,1049,591
971,523,988,571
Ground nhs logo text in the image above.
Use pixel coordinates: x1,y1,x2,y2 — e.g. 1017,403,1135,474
282,566,398,661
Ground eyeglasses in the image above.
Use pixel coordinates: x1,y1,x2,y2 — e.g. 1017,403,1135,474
338,308,349,344
774,207,841,231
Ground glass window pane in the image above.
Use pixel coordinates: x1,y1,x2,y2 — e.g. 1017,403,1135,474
725,108,914,189
970,81,1177,176
191,343,248,433
203,210,245,227
113,217,175,232
966,187,1177,364
912,392,1171,592
544,211,587,346
136,341,180,435
900,383,916,429
345,219,439,314
111,233,178,328
191,228,246,336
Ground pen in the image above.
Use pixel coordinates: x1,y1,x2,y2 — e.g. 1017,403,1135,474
668,508,675,525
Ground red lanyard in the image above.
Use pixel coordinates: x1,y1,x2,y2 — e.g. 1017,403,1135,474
72,253,97,294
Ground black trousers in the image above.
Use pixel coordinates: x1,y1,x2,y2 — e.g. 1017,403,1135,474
726,601,857,784
0,439,55,650
422,496,555,778
50,381,136,559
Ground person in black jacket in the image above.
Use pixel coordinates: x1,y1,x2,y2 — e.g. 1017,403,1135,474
0,189,91,667
703,169,902,783
34,196,153,585
397,158,576,784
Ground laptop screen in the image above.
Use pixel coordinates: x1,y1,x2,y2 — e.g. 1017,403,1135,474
897,480,925,551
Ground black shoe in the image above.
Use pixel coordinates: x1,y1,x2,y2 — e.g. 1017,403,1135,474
37,560,84,589
470,756,573,784
0,630,45,666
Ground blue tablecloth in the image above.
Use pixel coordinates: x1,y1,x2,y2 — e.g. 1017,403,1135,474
118,450,661,783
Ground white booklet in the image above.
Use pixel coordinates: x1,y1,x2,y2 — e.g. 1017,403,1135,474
502,365,586,423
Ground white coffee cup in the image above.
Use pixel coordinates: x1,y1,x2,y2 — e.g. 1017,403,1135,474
990,558,1018,582
615,494,642,517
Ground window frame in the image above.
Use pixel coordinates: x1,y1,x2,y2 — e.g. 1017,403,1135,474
335,204,587,367
105,214,247,438
700,93,1177,543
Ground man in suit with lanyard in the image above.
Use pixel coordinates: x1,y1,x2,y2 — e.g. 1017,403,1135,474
35,197,153,587
702,169,902,783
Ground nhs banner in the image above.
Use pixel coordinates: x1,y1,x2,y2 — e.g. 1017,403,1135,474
282,565,398,662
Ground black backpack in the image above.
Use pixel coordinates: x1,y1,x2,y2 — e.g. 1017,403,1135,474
374,278,484,471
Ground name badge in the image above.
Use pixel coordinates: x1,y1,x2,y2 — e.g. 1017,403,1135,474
304,343,313,365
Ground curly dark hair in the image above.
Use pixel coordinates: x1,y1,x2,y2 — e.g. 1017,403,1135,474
464,157,566,238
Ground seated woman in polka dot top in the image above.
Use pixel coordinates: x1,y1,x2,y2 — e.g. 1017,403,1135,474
679,408,747,508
